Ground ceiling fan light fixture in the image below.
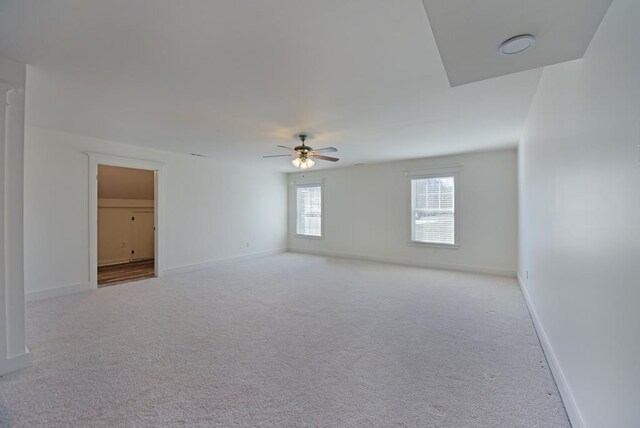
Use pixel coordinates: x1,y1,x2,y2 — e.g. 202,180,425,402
298,157,315,169
266,133,337,168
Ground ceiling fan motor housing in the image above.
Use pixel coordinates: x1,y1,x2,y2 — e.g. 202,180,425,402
294,145,312,155
295,134,311,155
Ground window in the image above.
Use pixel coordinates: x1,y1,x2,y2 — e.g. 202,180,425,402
411,176,456,245
296,184,322,237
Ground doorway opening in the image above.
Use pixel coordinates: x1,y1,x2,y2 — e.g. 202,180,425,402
97,165,156,287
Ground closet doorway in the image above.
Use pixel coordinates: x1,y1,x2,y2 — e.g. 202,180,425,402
97,165,156,287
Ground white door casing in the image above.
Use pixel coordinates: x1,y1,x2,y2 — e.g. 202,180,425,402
87,153,163,289
0,53,30,376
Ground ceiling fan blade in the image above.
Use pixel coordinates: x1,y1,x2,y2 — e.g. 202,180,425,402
310,154,339,162
277,145,296,151
312,147,337,153
262,154,295,158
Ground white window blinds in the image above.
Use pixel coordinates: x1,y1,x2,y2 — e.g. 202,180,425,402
296,185,322,236
411,176,455,245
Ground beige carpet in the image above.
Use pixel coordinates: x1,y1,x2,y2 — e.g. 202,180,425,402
0,253,569,427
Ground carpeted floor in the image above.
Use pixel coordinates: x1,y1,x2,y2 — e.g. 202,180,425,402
0,253,569,427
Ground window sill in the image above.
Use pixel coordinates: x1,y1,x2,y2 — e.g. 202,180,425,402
296,234,324,240
408,241,459,250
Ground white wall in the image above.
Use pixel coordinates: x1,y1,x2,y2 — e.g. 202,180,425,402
24,126,288,297
518,0,640,426
288,149,518,276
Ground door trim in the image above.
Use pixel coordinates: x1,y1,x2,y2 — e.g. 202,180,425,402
86,153,164,289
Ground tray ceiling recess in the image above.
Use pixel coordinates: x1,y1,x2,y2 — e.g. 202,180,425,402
421,0,613,86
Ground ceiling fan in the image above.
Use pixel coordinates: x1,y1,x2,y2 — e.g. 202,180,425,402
263,134,339,169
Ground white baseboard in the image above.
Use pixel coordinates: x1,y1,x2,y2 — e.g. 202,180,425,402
98,258,131,267
164,248,287,275
25,283,90,302
517,274,585,428
0,347,31,376
289,248,516,277
25,250,286,300
99,258,154,267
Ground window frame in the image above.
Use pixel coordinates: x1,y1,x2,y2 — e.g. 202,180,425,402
406,167,460,249
295,181,324,239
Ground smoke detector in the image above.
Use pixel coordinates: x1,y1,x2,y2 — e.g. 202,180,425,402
499,34,536,55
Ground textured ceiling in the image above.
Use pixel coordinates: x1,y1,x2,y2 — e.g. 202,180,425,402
1,0,547,171
422,0,612,86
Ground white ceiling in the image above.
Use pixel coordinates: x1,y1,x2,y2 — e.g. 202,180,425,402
0,0,548,171
422,0,612,86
